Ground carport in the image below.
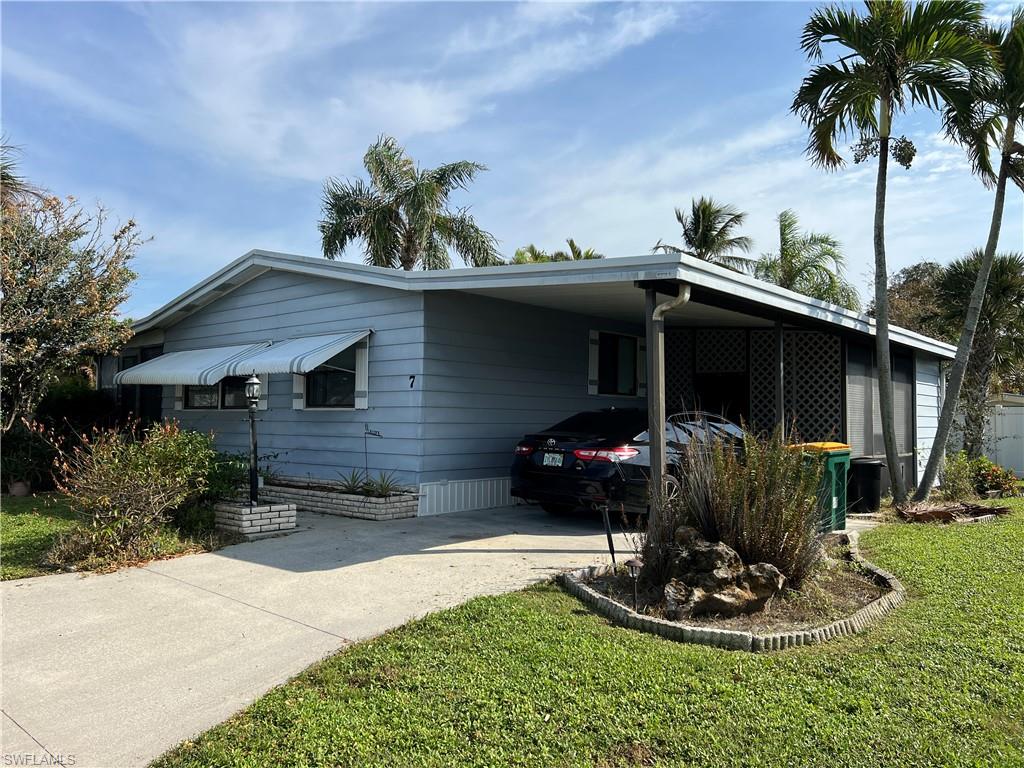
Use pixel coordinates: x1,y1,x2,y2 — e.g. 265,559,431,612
452,254,955,495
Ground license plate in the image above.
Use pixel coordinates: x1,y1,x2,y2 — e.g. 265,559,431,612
542,452,563,467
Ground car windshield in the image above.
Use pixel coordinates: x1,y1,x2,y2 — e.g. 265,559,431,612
546,410,647,440
668,415,744,443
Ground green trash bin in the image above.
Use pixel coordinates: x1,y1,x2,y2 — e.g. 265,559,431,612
796,442,851,532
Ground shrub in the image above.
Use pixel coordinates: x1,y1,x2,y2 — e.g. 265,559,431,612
0,421,54,488
50,421,236,561
655,427,823,587
940,451,976,502
970,456,1019,497
36,377,118,436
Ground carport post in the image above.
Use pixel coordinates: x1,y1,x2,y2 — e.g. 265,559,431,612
645,289,665,497
775,321,785,438
644,285,690,499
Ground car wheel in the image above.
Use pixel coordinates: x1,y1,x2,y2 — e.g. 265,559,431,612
664,475,681,504
647,476,682,517
541,503,575,515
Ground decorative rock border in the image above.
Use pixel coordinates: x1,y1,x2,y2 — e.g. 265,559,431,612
261,483,419,521
214,502,297,541
558,531,905,652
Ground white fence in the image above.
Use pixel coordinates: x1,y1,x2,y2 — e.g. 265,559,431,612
986,405,1024,474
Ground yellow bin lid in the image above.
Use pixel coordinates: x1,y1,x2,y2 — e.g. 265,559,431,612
795,441,850,453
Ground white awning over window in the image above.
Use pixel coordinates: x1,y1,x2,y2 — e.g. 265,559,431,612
113,343,270,386
223,330,371,376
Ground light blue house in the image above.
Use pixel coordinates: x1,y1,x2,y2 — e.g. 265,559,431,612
109,250,955,515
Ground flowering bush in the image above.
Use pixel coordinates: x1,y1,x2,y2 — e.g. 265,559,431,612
970,456,1019,497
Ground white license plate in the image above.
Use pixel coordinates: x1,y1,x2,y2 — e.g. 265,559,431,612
542,452,563,467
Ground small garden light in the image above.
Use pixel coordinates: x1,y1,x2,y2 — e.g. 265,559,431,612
245,373,261,506
625,557,643,612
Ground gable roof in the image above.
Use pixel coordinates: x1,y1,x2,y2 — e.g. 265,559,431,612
132,248,956,359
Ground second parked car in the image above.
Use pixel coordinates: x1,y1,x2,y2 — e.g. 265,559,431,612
509,408,743,515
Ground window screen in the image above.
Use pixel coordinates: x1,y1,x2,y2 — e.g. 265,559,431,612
184,385,218,409
597,332,638,396
220,377,249,409
305,347,357,408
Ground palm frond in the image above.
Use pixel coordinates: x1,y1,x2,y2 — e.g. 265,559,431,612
424,160,487,196
363,135,415,197
435,208,501,267
651,239,684,255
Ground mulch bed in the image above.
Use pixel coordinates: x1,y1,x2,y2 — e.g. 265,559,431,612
588,551,884,634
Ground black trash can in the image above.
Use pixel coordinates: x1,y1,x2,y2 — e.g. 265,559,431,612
848,458,885,514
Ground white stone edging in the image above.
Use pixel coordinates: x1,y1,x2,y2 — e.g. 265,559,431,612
558,531,905,653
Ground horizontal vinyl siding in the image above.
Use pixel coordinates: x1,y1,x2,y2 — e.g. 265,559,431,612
420,292,645,482
161,272,425,484
915,354,943,487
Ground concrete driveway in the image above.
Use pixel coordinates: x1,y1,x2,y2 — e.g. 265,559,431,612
1,506,629,768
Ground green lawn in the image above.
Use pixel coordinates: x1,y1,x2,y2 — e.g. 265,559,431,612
1,494,234,580
0,494,79,579
156,501,1024,768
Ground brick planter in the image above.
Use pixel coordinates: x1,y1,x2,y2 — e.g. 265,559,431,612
214,502,297,541
559,531,905,652
261,483,419,521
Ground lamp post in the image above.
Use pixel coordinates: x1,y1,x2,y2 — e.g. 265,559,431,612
625,557,643,612
244,374,261,506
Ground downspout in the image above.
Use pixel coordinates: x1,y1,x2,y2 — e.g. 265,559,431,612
646,284,691,503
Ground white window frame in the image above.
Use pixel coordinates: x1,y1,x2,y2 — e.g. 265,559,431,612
588,330,646,398
174,375,268,411
293,339,368,411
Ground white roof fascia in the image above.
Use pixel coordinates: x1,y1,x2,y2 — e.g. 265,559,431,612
128,249,956,359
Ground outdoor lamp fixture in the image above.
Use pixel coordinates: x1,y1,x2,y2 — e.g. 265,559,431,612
625,558,643,612
245,373,261,507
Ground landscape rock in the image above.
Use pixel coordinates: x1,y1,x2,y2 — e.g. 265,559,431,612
663,525,787,619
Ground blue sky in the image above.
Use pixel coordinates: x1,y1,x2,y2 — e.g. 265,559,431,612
4,1,1022,319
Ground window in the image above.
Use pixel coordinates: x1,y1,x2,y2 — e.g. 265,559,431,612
184,385,219,409
305,347,357,409
597,332,638,396
220,376,249,409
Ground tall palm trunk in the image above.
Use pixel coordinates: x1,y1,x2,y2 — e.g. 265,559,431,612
961,330,997,458
912,123,1015,500
873,102,907,503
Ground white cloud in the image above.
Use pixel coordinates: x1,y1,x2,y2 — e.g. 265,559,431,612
6,2,682,183
445,1,593,57
482,106,1016,308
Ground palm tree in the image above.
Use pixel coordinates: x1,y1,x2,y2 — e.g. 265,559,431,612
512,239,604,264
931,251,1024,458
792,0,989,503
754,210,861,310
652,196,753,270
320,135,501,270
1,140,44,208
915,9,1024,499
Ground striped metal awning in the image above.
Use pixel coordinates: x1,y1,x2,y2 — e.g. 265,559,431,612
112,342,270,386
222,330,371,376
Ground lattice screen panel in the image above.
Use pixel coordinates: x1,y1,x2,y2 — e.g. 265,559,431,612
695,329,747,374
748,330,842,440
749,331,776,433
790,331,843,441
665,330,694,412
